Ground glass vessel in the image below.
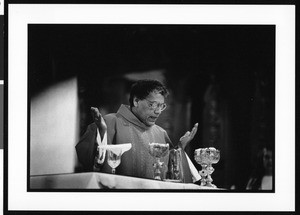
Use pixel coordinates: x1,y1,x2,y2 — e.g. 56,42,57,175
194,147,220,187
148,143,169,180
99,143,132,174
166,148,184,182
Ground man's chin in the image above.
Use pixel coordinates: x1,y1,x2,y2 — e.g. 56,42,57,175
146,121,155,127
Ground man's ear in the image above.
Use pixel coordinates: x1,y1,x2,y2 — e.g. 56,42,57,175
133,97,139,107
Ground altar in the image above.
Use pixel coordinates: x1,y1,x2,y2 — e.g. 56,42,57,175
30,172,219,190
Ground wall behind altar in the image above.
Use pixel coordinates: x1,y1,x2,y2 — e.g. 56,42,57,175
28,25,275,189
30,78,80,175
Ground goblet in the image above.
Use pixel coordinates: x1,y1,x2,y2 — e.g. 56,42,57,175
194,147,220,187
148,143,169,180
99,143,132,174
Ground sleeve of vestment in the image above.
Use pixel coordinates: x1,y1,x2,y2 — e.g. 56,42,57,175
96,114,117,173
103,114,116,145
163,130,174,148
75,123,98,171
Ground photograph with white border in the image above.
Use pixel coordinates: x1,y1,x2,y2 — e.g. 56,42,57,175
7,4,295,212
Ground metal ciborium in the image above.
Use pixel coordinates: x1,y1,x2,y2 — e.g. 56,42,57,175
166,148,184,182
194,147,220,188
148,143,169,180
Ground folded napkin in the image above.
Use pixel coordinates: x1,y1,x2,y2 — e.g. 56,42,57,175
99,143,132,155
96,130,107,164
185,152,201,182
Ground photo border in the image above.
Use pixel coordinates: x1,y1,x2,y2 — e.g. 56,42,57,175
5,3,296,212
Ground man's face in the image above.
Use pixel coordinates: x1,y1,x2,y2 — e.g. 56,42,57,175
133,91,165,127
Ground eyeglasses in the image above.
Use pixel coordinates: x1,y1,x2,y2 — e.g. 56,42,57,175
144,98,167,111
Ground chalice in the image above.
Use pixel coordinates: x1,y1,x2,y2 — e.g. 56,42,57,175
98,143,132,174
148,143,169,180
194,147,220,188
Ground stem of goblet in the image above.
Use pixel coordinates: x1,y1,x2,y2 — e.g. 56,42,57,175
207,164,214,174
154,158,162,180
199,164,207,186
112,168,116,174
156,157,161,163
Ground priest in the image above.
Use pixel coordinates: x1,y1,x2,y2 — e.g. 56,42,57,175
76,79,200,183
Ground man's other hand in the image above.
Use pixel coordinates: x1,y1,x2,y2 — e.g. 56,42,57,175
179,123,198,149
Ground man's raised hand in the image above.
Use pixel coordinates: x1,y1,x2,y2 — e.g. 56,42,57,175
91,107,107,139
179,123,198,149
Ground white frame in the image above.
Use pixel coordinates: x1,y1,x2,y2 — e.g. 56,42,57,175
7,4,295,211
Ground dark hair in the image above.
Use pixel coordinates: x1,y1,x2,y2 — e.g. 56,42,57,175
129,79,169,107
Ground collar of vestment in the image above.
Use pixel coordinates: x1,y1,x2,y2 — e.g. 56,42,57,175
117,104,152,130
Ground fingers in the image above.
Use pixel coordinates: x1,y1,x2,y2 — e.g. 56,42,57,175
179,131,189,141
91,107,107,136
180,123,198,140
190,123,198,138
91,107,100,116
91,107,104,120
91,107,105,126
179,123,199,149
91,107,98,112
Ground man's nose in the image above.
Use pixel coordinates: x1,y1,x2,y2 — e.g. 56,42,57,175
154,108,162,114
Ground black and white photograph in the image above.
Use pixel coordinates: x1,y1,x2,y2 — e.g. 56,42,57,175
28,24,275,191
5,3,295,213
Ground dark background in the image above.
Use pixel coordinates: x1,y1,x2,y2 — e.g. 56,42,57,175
0,16,3,80
0,15,3,149
0,15,3,80
28,24,275,190
0,85,2,149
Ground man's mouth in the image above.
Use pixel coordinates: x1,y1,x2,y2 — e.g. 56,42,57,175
148,116,158,121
